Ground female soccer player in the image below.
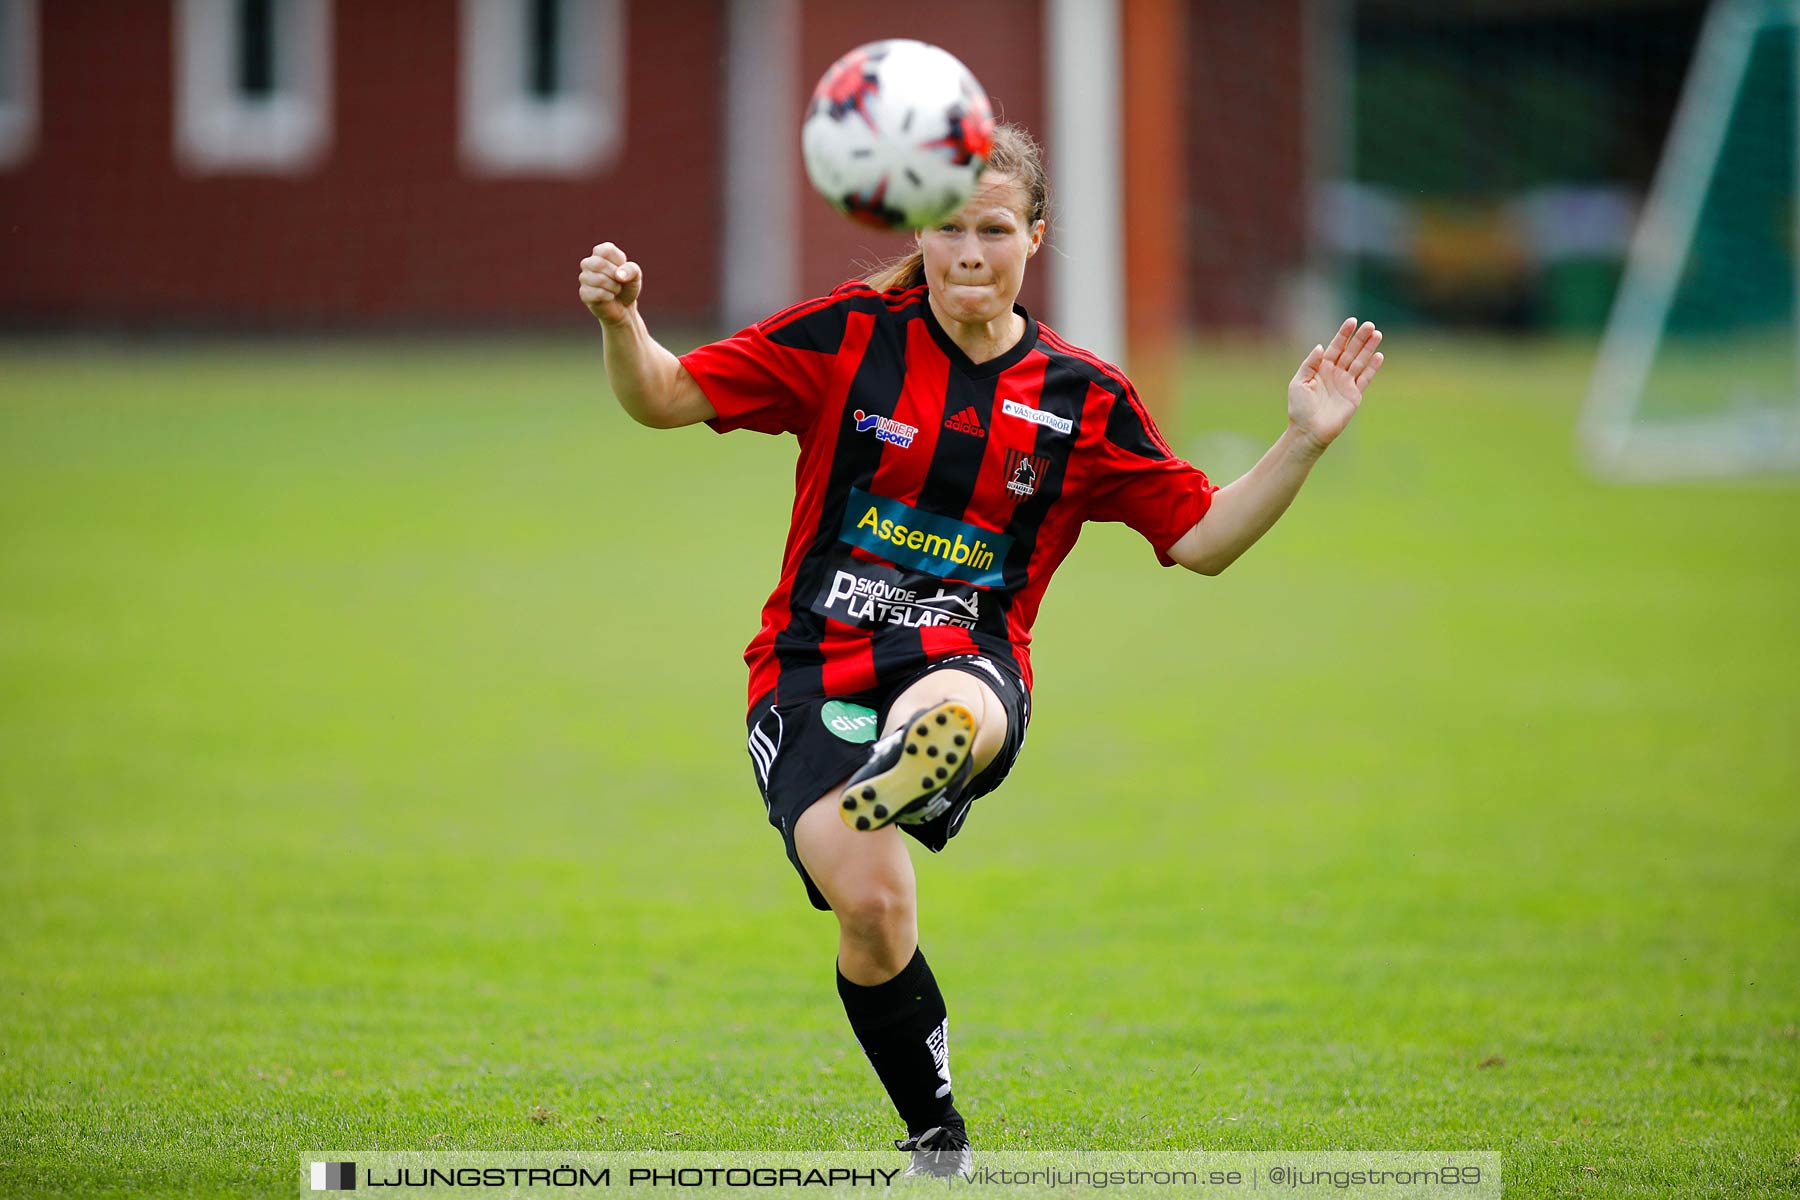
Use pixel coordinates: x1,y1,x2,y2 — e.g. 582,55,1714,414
579,125,1383,1177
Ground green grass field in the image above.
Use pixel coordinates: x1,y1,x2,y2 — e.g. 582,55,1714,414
3,336,1797,1198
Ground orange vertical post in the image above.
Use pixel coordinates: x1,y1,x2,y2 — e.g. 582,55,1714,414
1122,0,1188,420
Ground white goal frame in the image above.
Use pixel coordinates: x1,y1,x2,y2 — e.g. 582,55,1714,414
1580,0,1800,479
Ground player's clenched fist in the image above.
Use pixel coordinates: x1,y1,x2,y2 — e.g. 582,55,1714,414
579,242,642,325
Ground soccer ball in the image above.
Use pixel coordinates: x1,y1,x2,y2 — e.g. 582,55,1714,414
801,39,995,231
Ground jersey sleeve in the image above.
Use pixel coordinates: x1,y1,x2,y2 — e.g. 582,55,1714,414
679,292,851,437
1084,384,1216,567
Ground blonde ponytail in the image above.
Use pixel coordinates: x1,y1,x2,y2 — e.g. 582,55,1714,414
864,250,927,293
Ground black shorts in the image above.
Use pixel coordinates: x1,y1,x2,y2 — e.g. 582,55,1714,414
743,653,1032,911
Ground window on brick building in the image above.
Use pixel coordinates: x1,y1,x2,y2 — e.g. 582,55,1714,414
460,0,624,176
175,0,331,173
0,0,38,169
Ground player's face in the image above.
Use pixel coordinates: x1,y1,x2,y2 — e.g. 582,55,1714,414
917,176,1045,328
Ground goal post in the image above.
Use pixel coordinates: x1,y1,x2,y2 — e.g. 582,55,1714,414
1580,0,1800,480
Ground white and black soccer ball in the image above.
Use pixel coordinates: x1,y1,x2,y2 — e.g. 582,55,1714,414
801,39,996,232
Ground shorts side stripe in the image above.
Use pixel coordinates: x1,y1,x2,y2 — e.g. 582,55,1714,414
751,725,778,764
748,713,783,787
748,732,773,784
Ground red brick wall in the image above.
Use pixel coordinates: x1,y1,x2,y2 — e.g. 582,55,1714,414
0,0,724,328
1186,0,1308,328
0,1,1304,332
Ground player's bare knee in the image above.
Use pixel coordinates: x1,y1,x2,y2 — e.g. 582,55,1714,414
832,880,915,944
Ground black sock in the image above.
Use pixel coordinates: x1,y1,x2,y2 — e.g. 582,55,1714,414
836,947,964,1136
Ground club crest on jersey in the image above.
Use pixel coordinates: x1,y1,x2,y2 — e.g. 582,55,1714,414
1003,449,1049,499
1000,397,1073,435
853,408,918,448
943,406,985,437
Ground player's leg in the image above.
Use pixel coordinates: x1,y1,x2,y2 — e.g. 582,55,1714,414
837,668,1009,831
746,694,963,1158
794,784,918,983
885,667,1008,773
830,655,1026,1176
794,787,969,1173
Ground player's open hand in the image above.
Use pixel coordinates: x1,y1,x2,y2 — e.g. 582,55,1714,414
1288,318,1384,452
579,242,643,326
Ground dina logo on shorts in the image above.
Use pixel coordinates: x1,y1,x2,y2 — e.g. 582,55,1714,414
310,1162,356,1191
821,700,879,744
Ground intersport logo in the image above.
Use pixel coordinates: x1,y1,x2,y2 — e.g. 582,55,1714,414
852,408,918,448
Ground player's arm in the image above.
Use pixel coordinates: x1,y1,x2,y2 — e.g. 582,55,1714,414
579,242,717,429
1166,319,1383,576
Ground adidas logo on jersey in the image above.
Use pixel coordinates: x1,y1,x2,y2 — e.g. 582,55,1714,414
943,406,985,436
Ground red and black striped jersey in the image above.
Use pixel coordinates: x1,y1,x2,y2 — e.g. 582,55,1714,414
680,281,1216,714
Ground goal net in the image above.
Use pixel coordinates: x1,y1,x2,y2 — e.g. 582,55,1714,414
1581,0,1800,479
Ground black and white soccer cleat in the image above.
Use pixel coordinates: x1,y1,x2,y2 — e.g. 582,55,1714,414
839,701,976,832
895,1124,973,1178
